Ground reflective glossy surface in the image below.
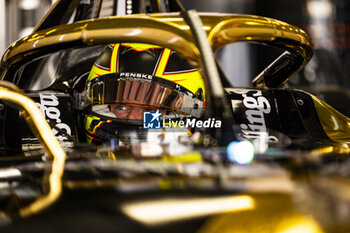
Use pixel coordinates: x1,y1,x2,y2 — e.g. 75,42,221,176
1,13,313,89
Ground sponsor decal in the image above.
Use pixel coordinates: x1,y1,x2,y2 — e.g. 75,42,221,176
119,72,153,81
231,90,276,142
37,93,72,141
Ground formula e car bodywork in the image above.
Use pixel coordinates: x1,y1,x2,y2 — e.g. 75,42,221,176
0,0,349,232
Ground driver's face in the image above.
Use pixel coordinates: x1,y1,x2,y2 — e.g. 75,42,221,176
110,104,161,120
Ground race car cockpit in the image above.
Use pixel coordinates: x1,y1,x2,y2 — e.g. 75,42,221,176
1,1,350,231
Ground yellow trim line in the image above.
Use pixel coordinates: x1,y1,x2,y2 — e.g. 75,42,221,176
0,83,66,217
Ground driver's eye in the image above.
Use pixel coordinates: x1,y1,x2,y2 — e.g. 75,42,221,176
116,105,128,111
112,104,131,118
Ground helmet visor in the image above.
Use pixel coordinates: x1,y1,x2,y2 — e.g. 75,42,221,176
82,73,203,118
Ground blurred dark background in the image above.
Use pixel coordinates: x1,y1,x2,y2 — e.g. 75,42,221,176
183,0,350,89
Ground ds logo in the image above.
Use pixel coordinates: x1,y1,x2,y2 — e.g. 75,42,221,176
143,111,161,129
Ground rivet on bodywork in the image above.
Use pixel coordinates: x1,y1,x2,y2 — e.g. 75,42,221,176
297,99,304,105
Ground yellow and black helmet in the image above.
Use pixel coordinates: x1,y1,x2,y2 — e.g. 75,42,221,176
80,43,205,144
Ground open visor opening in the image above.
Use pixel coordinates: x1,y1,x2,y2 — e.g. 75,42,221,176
81,73,204,119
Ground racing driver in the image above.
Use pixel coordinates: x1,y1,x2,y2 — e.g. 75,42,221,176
79,43,206,144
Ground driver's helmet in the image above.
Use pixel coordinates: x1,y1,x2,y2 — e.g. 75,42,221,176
82,43,205,144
